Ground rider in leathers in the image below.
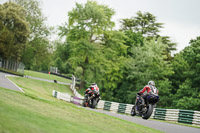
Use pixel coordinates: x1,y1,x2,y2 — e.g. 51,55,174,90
84,83,100,102
136,81,159,111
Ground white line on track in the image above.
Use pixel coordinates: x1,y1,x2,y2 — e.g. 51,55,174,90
5,75,24,93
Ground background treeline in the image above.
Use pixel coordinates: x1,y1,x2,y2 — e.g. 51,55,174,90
0,0,200,111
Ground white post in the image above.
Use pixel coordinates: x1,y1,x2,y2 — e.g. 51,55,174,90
70,75,83,99
56,67,57,74
72,74,76,91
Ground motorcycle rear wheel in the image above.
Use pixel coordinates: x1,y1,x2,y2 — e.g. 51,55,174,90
142,104,153,120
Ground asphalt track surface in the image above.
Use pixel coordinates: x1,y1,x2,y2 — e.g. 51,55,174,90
0,72,70,92
0,72,23,92
1,71,200,133
87,108,200,133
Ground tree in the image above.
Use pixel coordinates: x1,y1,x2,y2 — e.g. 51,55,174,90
182,36,200,90
122,30,144,56
99,30,128,101
0,2,29,60
13,0,52,70
125,38,174,106
171,36,200,110
157,35,177,61
60,1,116,89
120,11,163,37
120,11,176,59
170,53,189,94
51,40,71,74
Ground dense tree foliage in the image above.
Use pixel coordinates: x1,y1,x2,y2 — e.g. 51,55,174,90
13,0,52,70
59,1,121,90
0,2,29,60
120,11,176,60
171,37,200,110
121,11,163,37
125,38,174,106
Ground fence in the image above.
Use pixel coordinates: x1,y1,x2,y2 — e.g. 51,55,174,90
52,75,200,127
52,90,200,127
151,108,200,126
0,57,25,74
96,101,200,126
50,67,59,74
96,101,200,127
52,90,83,105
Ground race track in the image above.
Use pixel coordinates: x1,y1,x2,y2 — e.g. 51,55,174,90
1,71,199,133
87,108,200,133
0,72,23,92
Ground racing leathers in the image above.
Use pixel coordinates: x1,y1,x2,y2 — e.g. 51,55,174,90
136,85,159,110
84,84,100,101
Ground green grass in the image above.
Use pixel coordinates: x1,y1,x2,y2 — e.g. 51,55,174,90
0,77,162,133
24,70,72,83
9,77,73,97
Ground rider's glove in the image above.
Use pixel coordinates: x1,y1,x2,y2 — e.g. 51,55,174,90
137,92,141,96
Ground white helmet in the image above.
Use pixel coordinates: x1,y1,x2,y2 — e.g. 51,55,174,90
148,81,155,86
91,83,97,86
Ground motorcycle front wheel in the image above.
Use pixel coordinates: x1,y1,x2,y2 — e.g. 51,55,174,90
131,106,136,116
90,98,97,109
82,100,87,107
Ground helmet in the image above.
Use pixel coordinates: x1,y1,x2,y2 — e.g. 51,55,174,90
90,83,96,90
148,81,155,86
91,83,97,86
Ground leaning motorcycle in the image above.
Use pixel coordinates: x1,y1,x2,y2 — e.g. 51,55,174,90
131,93,159,119
83,89,100,109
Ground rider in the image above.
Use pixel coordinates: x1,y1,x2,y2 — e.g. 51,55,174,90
84,83,100,101
136,81,159,109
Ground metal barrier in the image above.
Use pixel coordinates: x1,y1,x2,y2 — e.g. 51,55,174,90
193,111,200,126
52,90,200,127
164,109,179,122
151,108,200,126
118,103,126,113
103,101,112,111
70,75,83,99
96,100,105,109
52,90,71,102
153,108,167,120
110,102,119,112
0,57,24,74
178,110,194,124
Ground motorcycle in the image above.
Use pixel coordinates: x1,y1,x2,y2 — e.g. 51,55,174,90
131,93,159,119
83,88,100,109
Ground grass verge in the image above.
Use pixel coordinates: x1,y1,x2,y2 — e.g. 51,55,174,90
8,77,73,98
24,70,72,83
0,77,162,133
0,68,23,76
